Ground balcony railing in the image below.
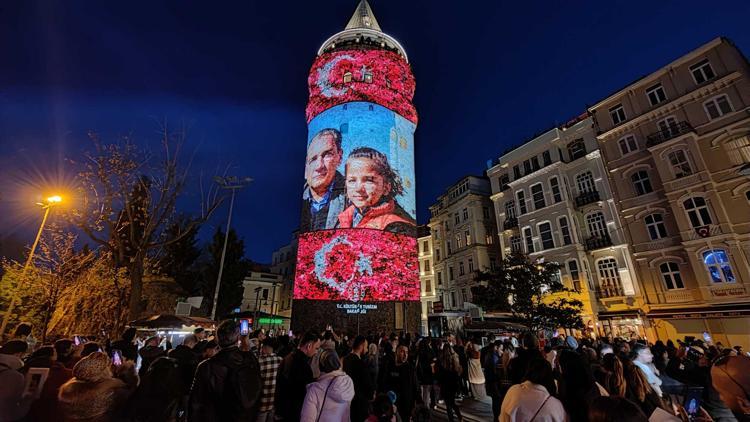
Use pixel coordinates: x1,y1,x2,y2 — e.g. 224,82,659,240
597,282,624,298
585,234,612,251
503,217,518,230
646,121,693,147
574,190,600,208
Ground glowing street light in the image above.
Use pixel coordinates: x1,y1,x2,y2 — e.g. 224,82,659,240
0,195,63,337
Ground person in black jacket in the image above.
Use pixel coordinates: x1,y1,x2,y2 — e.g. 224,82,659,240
274,331,321,421
138,336,166,378
188,320,262,422
168,334,199,415
110,327,139,362
381,345,419,422
343,335,375,422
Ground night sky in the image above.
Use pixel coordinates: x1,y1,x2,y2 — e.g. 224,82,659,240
1,1,749,262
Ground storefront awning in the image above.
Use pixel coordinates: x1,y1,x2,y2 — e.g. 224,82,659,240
648,303,750,319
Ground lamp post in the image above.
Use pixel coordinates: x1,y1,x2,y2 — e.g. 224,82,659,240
210,176,252,321
0,195,62,337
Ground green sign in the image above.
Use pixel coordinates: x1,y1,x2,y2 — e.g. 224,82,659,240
257,317,283,324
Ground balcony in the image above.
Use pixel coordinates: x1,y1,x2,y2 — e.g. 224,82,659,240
646,121,694,147
574,190,600,208
683,225,724,241
503,217,518,230
585,234,612,251
597,282,624,298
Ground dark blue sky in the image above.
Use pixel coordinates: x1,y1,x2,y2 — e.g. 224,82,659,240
1,0,749,262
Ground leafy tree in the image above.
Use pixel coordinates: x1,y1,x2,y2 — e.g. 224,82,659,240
471,253,584,332
68,128,226,320
197,226,250,319
0,260,46,340
159,215,201,294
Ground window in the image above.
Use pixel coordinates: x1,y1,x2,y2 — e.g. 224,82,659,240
437,272,443,285
423,260,430,272
423,241,429,253
523,227,534,253
425,278,432,293
510,235,522,253
531,156,540,171
459,261,465,276
435,248,441,261
465,230,471,245
658,116,679,136
702,249,735,283
516,191,527,215
567,260,580,290
523,160,532,174
704,95,733,120
447,240,452,255
454,213,460,225
531,183,546,210
483,206,490,219
462,208,469,221
485,233,494,244
646,84,667,106
450,291,457,308
645,213,668,240
363,71,373,83
468,258,474,273
499,174,510,190
559,216,572,245
550,177,562,202
455,233,463,249
343,72,352,83
690,59,716,85
597,258,622,288
504,200,516,219
610,104,626,125
461,288,468,303
539,222,555,250
542,150,552,166
513,165,521,179
618,135,638,155
667,150,693,178
576,171,595,194
684,197,712,228
448,266,454,281
444,221,449,231
490,258,497,271
631,170,653,195
725,135,750,165
568,139,587,160
586,212,608,238
660,262,685,290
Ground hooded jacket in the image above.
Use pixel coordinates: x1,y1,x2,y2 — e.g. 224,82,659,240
300,370,355,422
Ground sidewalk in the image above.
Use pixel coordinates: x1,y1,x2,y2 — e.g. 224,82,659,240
433,396,494,422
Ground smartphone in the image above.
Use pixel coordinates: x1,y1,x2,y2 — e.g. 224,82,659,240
240,319,249,336
74,336,81,346
112,349,123,366
684,387,702,419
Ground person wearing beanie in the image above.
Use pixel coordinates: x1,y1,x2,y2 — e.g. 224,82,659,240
0,340,33,421
300,349,355,422
57,351,138,421
189,320,262,422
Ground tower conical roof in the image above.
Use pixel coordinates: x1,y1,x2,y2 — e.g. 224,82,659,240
345,0,381,31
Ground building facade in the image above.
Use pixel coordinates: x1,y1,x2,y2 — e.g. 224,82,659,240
487,117,645,338
270,231,299,320
418,225,437,335
427,176,500,330
589,37,750,347
239,269,285,330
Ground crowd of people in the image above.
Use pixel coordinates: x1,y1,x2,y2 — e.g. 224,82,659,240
1,320,750,422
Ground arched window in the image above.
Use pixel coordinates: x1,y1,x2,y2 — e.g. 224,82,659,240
539,222,554,250
631,170,653,195
558,216,572,245
644,213,667,240
702,249,735,283
597,258,623,297
683,197,712,228
586,211,608,238
659,262,684,289
667,150,693,178
724,135,750,166
576,171,595,194
568,139,587,160
343,72,352,83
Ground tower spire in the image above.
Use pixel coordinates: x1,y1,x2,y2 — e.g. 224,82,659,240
345,0,381,32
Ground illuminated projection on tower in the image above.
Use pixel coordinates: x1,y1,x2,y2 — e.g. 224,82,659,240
294,1,419,307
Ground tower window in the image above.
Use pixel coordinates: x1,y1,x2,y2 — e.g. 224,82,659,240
343,72,352,83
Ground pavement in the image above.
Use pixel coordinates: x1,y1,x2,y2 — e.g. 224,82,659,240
432,396,494,422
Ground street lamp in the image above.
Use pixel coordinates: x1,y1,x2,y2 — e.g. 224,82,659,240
0,195,62,337
210,176,252,321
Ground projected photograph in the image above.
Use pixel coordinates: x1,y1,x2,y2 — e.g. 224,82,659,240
300,102,416,234
306,49,417,124
293,229,419,302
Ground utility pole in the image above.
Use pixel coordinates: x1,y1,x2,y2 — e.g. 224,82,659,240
210,176,252,321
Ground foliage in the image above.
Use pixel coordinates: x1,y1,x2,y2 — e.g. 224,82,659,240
66,127,226,319
159,215,202,294
471,253,584,332
0,260,46,339
197,226,250,319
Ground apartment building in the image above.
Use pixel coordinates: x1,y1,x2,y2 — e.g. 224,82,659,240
418,225,437,335
269,230,299,320
589,37,750,347
487,116,645,338
427,176,500,325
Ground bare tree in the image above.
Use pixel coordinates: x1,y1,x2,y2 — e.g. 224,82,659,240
68,125,226,321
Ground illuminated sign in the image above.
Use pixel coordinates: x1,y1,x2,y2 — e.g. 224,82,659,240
257,317,284,324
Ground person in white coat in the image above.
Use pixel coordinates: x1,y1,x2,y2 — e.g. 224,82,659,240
500,358,567,422
301,349,355,422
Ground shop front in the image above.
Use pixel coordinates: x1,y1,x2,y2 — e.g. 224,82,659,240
647,304,750,349
596,311,649,340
